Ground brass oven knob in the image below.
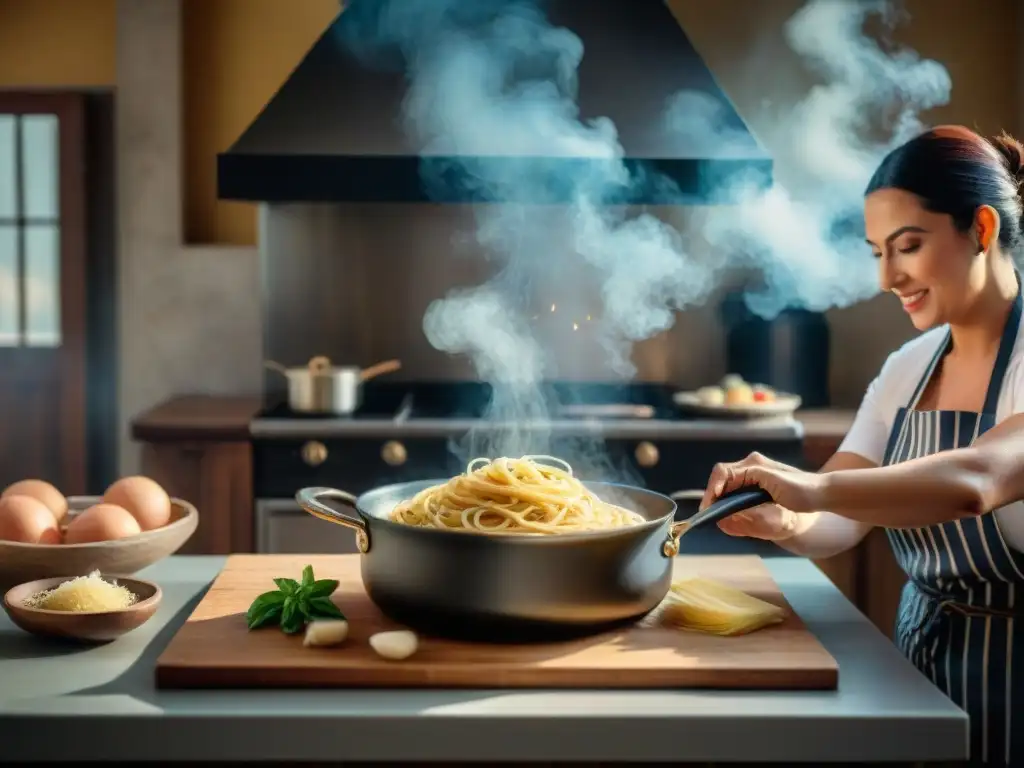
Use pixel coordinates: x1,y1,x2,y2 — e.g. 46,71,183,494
635,441,659,468
382,440,407,467
300,441,328,467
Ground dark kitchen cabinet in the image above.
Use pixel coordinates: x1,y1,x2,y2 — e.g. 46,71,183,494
252,436,467,499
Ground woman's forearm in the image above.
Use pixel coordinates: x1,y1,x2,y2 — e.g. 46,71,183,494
814,448,997,527
773,453,986,557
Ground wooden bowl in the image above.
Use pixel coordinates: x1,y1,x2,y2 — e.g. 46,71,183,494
3,575,162,642
0,496,198,592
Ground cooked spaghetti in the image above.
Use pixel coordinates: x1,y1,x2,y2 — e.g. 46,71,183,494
388,455,646,534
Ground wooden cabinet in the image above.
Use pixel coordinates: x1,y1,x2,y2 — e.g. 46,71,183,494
131,398,905,638
811,549,859,603
139,440,253,554
859,529,905,640
807,533,901,639
132,396,259,555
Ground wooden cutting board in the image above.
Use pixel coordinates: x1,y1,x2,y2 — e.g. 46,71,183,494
155,554,838,690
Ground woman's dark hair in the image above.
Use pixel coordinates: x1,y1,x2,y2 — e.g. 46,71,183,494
865,125,1024,252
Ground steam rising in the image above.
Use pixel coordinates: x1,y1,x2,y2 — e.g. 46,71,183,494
339,0,952,461
689,0,951,316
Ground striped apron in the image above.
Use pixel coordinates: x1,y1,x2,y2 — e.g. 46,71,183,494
882,284,1024,766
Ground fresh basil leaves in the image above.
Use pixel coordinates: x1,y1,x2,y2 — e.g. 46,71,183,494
245,564,344,634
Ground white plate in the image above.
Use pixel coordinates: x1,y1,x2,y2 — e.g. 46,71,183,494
672,390,802,419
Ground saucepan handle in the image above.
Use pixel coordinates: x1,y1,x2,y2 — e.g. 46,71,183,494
683,487,772,530
669,490,704,501
295,486,370,553
662,486,772,558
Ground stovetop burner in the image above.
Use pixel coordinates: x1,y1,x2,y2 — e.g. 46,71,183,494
255,381,681,421
251,380,801,440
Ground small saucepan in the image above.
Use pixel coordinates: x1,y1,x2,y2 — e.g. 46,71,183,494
265,357,402,415
296,480,770,641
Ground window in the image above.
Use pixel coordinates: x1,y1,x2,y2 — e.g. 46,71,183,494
0,113,61,347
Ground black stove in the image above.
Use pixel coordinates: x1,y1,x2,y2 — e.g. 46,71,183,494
251,379,804,504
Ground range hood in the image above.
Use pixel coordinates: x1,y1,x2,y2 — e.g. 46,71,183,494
218,0,772,205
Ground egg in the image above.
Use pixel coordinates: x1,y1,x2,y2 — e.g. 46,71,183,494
1,479,67,523
102,476,171,531
0,495,61,544
64,503,142,544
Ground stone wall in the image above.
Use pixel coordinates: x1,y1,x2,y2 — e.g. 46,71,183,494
116,0,262,473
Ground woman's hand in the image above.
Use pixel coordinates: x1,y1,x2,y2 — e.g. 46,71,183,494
701,452,825,541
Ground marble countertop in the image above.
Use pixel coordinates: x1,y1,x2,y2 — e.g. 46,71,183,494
1,555,967,763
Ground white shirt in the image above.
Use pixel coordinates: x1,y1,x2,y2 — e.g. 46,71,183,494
839,324,1024,551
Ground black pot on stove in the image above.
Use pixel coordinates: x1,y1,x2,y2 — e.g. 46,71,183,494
720,292,831,408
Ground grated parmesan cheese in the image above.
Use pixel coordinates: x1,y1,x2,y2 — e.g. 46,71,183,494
24,570,138,612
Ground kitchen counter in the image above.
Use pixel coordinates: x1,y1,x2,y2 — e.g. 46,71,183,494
1,556,966,764
131,395,262,442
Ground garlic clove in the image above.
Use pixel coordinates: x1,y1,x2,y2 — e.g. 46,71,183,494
303,619,349,647
369,630,418,660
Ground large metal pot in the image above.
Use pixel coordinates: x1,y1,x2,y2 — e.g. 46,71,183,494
295,480,768,641
265,357,401,414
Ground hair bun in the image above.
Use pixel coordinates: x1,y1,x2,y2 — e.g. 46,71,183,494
990,131,1024,185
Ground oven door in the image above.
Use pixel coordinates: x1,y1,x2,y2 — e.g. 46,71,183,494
255,499,362,555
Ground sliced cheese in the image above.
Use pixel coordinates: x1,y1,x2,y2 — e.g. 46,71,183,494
661,577,786,636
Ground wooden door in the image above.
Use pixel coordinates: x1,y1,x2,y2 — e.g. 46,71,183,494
0,93,87,495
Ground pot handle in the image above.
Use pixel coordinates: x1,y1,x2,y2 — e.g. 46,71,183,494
360,358,402,382
264,360,290,376
662,486,772,557
295,486,370,553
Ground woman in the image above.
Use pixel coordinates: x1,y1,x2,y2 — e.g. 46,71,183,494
702,125,1024,767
